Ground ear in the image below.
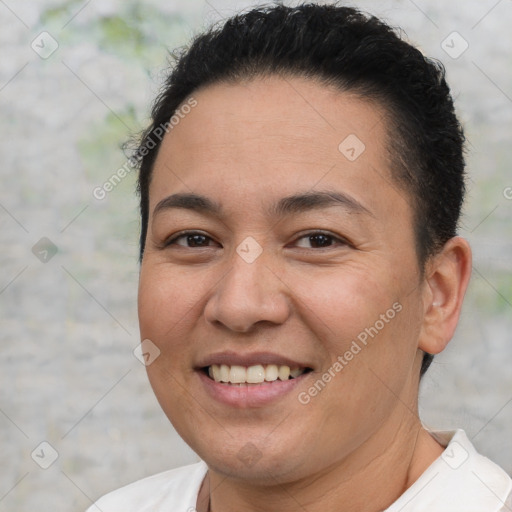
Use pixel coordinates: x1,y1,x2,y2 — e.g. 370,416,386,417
418,236,472,355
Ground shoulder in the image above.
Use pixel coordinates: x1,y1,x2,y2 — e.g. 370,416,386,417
85,460,208,512
386,429,512,512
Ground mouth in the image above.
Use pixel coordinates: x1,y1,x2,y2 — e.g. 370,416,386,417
196,352,314,406
202,364,313,385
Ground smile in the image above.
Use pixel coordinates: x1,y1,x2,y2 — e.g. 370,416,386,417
206,364,309,384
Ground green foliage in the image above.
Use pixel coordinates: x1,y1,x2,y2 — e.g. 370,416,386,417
40,2,190,66
78,106,139,184
469,270,512,314
98,15,146,56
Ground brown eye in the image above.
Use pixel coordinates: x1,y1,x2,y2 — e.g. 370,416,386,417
165,231,218,248
184,234,210,247
294,232,346,249
308,234,334,248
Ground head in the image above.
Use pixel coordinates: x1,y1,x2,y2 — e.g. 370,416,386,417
135,4,471,484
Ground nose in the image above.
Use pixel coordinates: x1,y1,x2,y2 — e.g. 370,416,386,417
203,247,291,333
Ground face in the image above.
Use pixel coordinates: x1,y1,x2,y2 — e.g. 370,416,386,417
138,75,428,483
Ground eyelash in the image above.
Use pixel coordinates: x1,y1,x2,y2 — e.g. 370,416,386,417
163,230,350,249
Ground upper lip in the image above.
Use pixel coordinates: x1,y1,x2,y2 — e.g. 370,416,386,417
196,351,313,370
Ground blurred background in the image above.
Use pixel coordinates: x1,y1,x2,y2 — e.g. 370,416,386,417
0,0,511,510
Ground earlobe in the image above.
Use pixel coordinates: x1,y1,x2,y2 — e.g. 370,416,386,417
418,236,472,355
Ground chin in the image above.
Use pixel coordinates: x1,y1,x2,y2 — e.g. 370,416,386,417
187,429,316,485
206,451,304,485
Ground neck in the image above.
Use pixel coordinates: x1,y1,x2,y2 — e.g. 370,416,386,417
199,417,444,512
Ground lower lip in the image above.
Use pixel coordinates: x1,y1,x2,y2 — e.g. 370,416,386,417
197,370,308,408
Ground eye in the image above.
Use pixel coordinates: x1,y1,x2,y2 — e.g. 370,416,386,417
165,231,219,248
293,231,348,249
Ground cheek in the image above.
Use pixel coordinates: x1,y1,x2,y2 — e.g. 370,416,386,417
287,262,397,342
288,262,420,385
137,262,205,349
137,264,204,425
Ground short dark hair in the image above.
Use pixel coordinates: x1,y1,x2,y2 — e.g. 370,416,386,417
132,3,466,376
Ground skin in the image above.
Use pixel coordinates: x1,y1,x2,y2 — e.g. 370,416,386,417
138,75,472,512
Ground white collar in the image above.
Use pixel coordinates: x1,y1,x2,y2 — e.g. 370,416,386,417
383,429,512,512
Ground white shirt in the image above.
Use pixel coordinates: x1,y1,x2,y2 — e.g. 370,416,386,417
86,430,512,512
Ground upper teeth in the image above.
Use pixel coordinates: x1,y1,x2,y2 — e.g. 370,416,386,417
208,364,305,384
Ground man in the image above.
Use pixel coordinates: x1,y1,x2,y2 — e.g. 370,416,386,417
88,4,511,511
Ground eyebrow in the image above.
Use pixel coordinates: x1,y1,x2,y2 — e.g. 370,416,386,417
153,193,222,218
153,190,373,219
268,190,373,218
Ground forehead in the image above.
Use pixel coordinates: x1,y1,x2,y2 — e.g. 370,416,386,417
149,75,407,223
